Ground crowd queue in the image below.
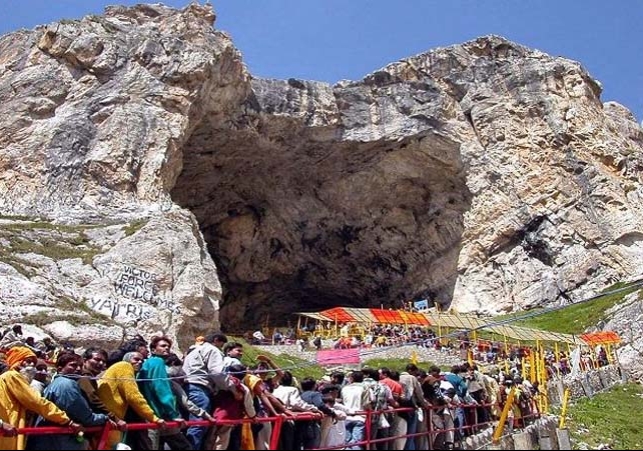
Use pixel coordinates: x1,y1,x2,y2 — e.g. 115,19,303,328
0,323,548,451
270,322,611,378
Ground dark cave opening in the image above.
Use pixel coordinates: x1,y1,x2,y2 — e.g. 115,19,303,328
170,116,471,331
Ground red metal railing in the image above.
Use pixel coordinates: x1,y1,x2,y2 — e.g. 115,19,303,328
1,401,538,450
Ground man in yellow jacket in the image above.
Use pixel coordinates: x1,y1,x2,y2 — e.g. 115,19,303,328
0,346,82,450
97,351,166,449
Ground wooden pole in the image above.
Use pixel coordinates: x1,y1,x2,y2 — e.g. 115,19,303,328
532,345,544,412
334,314,338,338
612,342,621,367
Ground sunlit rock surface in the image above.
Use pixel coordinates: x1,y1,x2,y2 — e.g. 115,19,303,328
0,4,641,352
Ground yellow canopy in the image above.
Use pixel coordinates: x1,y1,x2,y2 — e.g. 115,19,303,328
296,307,579,344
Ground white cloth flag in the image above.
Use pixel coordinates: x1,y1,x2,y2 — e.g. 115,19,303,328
570,345,582,377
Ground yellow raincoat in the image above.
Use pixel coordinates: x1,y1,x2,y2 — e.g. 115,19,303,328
97,361,159,449
0,370,71,450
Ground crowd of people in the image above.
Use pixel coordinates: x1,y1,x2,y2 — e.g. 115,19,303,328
267,322,613,382
0,321,554,451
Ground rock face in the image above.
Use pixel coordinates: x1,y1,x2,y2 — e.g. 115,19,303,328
0,3,642,350
0,3,232,349
0,211,221,351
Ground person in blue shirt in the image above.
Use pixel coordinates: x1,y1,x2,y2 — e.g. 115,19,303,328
443,365,469,441
301,377,336,449
27,352,113,450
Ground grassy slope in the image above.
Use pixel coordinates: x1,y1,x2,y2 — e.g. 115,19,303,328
487,281,643,449
234,337,326,380
564,382,643,449
361,356,435,371
493,281,642,335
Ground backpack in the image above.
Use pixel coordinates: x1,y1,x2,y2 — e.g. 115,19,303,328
371,383,388,412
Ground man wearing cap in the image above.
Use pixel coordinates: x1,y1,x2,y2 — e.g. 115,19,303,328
0,346,82,450
27,352,114,450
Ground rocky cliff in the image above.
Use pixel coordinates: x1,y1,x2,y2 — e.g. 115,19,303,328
0,3,642,349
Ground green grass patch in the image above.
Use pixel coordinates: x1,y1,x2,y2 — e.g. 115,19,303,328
21,308,117,328
1,221,101,233
0,214,33,221
20,311,91,328
123,219,148,237
6,235,100,265
565,382,643,449
493,281,642,335
0,218,104,265
231,337,326,381
0,250,36,277
362,356,436,371
12,298,119,329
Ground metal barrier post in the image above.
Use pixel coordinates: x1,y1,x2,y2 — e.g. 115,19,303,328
492,386,516,445
96,422,112,450
270,414,284,450
427,407,435,450
365,410,372,450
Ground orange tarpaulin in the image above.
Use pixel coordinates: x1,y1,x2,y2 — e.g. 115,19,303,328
319,307,356,323
370,309,405,324
316,307,432,326
580,331,621,346
400,311,432,326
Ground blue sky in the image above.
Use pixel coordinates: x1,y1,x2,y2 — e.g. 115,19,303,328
1,0,641,122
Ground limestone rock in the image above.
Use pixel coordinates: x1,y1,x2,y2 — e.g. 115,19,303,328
0,4,642,355
0,208,220,351
175,34,643,325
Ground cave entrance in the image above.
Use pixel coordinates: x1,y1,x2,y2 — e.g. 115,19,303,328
171,119,469,332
